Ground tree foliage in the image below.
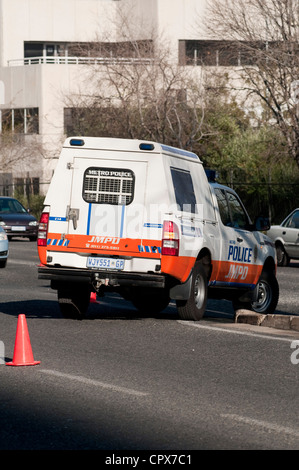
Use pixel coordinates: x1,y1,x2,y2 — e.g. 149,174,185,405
206,0,299,168
63,1,299,220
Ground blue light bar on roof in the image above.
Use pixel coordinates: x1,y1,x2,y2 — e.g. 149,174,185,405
205,169,217,182
70,138,85,146
139,143,154,151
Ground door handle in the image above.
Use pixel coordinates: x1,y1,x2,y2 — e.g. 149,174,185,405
68,208,79,230
237,237,243,242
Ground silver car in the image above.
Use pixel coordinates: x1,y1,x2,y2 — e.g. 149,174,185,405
267,208,299,266
0,225,9,268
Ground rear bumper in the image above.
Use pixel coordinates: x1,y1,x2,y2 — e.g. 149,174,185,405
38,265,166,289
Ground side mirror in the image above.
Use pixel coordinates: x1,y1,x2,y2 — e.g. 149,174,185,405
255,216,270,231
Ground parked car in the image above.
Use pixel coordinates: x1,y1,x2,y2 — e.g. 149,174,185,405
0,197,38,241
267,208,299,266
0,225,9,268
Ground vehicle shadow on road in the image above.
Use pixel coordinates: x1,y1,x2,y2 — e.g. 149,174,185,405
0,299,62,319
0,294,295,321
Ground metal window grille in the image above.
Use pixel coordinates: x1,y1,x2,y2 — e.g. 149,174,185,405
83,167,135,205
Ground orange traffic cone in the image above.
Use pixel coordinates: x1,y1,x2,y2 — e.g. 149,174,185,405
6,314,40,366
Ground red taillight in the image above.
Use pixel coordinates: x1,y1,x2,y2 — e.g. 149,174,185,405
37,212,49,247
162,220,179,256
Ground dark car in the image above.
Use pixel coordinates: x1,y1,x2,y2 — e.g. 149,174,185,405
0,197,38,241
267,208,299,266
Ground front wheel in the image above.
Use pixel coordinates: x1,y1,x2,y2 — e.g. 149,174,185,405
233,270,279,315
252,271,279,314
176,261,208,321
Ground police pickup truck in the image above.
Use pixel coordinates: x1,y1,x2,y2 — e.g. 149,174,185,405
37,137,279,320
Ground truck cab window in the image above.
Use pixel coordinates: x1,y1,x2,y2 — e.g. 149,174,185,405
170,167,197,213
215,188,249,229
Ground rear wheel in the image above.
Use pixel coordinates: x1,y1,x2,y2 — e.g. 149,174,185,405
57,286,91,319
176,261,208,321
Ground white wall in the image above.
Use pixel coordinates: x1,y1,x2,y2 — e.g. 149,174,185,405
0,0,120,66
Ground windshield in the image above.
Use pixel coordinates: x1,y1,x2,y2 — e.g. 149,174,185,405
0,198,27,214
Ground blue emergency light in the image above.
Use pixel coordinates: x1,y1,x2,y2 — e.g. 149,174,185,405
70,139,85,146
205,169,217,181
139,143,155,151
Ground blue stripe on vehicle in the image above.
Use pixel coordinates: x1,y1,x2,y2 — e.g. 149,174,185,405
47,238,70,247
209,280,255,289
119,205,125,238
138,245,161,253
143,223,163,228
161,144,199,160
49,216,67,221
86,203,92,235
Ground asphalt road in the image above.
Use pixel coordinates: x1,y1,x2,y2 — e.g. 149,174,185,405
0,240,299,453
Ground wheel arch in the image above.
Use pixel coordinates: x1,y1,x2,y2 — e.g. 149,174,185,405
274,238,285,250
262,255,276,274
196,248,212,280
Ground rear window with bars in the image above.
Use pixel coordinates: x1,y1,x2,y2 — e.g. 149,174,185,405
82,167,135,205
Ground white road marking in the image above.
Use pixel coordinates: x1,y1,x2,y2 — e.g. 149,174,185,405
221,413,299,438
178,320,296,342
39,369,148,397
9,260,37,267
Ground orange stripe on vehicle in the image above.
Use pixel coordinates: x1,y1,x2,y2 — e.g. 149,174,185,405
45,233,162,258
211,260,262,286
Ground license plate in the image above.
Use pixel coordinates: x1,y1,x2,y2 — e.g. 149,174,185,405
12,226,26,231
86,257,124,270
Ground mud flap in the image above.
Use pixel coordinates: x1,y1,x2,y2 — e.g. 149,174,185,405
169,271,193,300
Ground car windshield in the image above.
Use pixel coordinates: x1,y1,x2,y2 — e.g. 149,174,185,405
0,198,27,214
283,210,299,229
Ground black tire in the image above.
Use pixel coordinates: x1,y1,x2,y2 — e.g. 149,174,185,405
57,286,90,319
233,270,279,315
176,260,208,321
276,244,289,267
0,259,7,268
131,288,170,315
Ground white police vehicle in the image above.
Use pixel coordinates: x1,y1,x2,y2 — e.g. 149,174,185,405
37,137,279,320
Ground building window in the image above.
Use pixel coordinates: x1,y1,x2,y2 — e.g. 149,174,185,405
24,40,153,61
24,42,67,59
0,108,39,134
24,43,44,58
180,40,267,66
